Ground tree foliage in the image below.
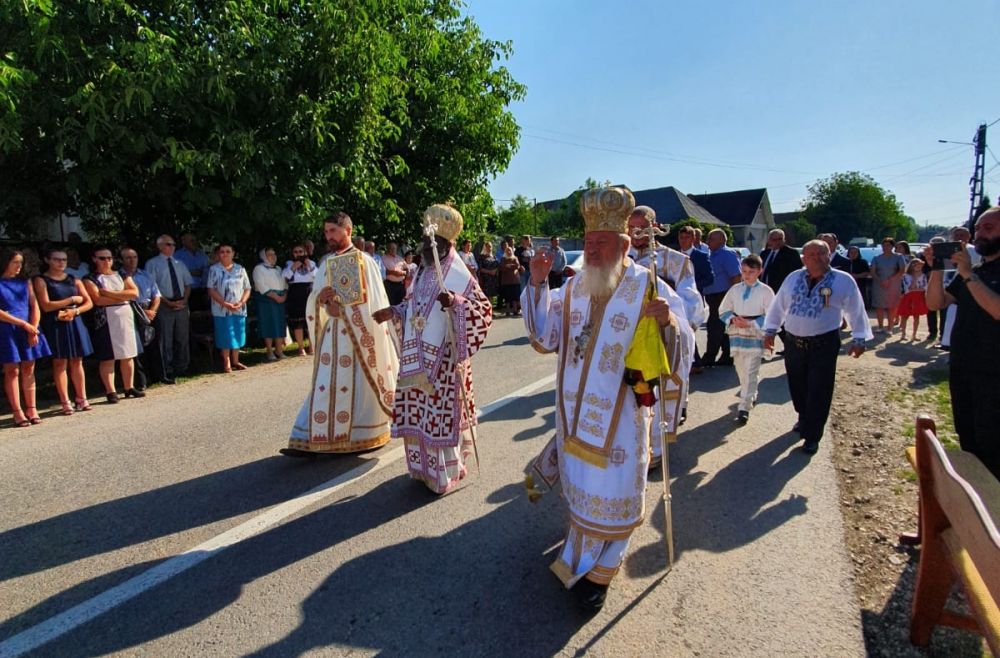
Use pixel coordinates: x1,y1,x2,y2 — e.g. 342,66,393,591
538,177,600,239
778,217,816,246
493,194,538,239
0,0,524,253
800,172,916,244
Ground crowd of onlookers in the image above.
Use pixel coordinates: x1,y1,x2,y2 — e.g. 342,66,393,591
5,220,975,428
0,231,403,426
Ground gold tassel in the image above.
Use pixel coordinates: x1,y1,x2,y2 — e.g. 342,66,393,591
524,474,545,503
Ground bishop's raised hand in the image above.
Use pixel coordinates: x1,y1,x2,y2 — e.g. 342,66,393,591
529,248,554,285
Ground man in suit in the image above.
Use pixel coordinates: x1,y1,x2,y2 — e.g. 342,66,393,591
678,225,714,372
759,229,802,293
819,233,851,272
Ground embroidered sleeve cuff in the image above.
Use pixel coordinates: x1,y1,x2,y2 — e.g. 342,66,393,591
764,328,778,337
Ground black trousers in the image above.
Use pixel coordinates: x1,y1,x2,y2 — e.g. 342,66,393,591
926,309,938,338
949,366,1000,480
783,330,841,443
703,292,730,363
384,280,406,306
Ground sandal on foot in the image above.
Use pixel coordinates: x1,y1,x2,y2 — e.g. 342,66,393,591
11,410,30,428
26,407,41,424
74,398,92,412
233,363,247,371
60,401,75,416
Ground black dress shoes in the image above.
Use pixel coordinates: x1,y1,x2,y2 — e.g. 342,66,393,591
793,421,801,433
737,410,749,425
802,439,819,455
125,388,146,398
716,357,734,367
106,392,120,404
161,377,176,385
279,448,317,458
575,579,609,612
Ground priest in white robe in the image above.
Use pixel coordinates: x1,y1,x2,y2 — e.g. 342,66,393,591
374,204,493,494
282,212,400,456
626,206,699,464
521,186,683,612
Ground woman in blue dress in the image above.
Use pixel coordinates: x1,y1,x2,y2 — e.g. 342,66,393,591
207,243,252,372
33,248,95,414
251,247,288,362
0,248,52,426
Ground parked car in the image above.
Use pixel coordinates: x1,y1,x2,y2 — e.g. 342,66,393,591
563,250,584,277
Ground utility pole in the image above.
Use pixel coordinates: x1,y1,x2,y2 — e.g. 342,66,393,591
968,123,987,233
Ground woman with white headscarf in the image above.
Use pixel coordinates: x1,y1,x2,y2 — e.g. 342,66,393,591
252,247,288,361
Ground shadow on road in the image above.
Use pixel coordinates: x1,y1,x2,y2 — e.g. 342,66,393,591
0,453,378,585
627,431,808,578
479,334,531,351
29,480,597,657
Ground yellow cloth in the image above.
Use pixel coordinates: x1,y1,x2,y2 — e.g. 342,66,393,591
624,313,670,381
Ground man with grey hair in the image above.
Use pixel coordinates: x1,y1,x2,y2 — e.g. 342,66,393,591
763,239,871,455
759,228,802,293
144,234,193,382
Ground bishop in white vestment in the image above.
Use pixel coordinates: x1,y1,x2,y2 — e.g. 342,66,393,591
284,212,400,456
375,205,493,494
521,187,682,611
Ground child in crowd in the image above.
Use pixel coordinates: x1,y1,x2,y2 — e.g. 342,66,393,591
896,258,928,340
719,254,774,425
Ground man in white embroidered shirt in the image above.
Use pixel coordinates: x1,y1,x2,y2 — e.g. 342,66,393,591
763,239,872,455
521,186,684,613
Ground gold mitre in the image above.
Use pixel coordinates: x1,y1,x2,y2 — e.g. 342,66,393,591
423,204,464,242
580,186,635,234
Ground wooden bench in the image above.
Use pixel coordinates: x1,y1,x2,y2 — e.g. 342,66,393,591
909,415,1000,655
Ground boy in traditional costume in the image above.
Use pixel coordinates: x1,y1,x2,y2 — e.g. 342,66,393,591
718,254,774,425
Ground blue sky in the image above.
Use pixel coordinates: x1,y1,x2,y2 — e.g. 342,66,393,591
468,0,1000,227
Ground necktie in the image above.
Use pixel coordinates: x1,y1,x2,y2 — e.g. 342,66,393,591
167,258,181,299
762,249,776,279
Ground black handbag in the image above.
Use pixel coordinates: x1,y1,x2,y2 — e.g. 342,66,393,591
131,300,152,327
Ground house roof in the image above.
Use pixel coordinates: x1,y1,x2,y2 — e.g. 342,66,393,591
689,188,771,227
631,186,725,226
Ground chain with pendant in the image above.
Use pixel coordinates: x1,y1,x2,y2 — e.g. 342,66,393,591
571,297,608,366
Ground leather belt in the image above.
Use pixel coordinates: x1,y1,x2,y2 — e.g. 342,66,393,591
786,329,839,351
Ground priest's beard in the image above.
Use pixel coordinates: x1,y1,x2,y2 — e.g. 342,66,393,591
580,258,624,300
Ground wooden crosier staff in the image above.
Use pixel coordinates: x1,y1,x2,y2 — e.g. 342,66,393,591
423,221,482,473
631,224,675,570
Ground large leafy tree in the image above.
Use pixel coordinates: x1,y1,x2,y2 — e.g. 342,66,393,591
493,194,538,239
538,177,600,239
0,0,524,253
800,172,916,243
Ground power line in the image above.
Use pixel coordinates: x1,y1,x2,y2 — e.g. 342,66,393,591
524,124,974,178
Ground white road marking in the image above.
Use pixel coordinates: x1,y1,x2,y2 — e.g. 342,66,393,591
0,373,556,658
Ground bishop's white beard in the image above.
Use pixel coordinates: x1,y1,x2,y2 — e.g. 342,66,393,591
579,258,624,300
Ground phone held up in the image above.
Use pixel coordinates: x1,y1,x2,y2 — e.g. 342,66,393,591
931,241,963,270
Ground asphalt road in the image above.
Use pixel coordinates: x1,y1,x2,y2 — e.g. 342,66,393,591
0,314,864,657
